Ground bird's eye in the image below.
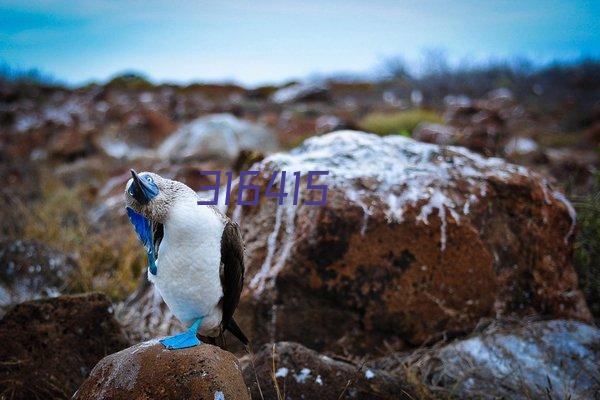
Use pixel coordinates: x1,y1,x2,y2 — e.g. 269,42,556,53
146,176,153,182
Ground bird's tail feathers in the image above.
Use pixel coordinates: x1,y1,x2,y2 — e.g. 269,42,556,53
226,317,249,346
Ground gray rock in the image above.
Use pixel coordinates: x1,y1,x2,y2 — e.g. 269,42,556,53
403,320,600,400
413,122,458,145
157,113,278,163
270,83,330,104
0,239,78,314
504,137,539,156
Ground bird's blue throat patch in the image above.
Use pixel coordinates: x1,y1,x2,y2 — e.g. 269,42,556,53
126,207,157,275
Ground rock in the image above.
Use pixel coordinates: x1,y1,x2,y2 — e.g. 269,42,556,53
169,162,225,191
0,293,129,399
232,150,266,173
98,109,176,156
0,239,78,314
157,113,279,163
87,169,133,225
241,341,415,400
443,94,472,108
138,109,176,146
48,128,89,161
393,320,600,400
74,341,250,400
544,148,599,196
315,115,343,134
484,87,515,109
443,90,522,155
270,83,330,104
115,278,182,343
229,130,590,356
96,136,154,160
412,122,458,145
53,156,111,188
504,136,539,156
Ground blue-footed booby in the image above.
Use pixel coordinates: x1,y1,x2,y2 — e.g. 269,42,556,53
125,169,248,350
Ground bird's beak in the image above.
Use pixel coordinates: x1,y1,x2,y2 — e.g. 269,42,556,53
130,169,157,204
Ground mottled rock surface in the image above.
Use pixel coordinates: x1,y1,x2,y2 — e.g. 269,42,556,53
0,293,129,400
0,239,78,314
443,88,522,156
74,341,250,400
158,113,278,163
413,122,457,145
373,320,600,400
241,341,415,400
229,130,590,355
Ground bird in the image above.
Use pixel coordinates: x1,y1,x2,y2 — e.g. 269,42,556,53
124,169,248,350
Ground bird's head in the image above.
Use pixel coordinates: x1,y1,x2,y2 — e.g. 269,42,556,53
125,169,189,222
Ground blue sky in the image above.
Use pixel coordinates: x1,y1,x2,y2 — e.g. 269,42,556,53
1,0,598,86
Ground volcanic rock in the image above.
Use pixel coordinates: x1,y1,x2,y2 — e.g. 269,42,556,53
74,341,250,400
229,130,590,356
413,122,458,145
0,293,129,399
48,128,89,161
377,319,600,400
443,89,522,155
241,341,415,400
157,113,278,163
504,136,539,156
0,239,78,314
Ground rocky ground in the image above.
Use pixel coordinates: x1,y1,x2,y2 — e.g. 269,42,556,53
0,66,598,399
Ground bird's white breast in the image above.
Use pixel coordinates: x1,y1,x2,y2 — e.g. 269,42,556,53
150,198,225,336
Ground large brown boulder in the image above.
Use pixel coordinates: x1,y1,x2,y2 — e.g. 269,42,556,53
74,341,250,400
0,293,130,399
241,341,415,400
229,130,591,356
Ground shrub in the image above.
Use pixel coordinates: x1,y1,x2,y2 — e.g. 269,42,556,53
574,175,600,320
105,72,153,90
358,109,443,136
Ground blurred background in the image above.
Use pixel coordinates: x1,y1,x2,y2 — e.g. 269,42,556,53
0,1,599,399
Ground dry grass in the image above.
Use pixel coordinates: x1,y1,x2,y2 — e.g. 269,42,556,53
573,174,600,320
13,174,145,301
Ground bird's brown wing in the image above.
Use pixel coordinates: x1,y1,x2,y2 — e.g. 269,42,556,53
152,221,163,257
219,221,246,341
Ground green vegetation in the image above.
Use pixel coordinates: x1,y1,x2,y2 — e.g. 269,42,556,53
105,72,153,90
358,109,443,136
574,176,600,320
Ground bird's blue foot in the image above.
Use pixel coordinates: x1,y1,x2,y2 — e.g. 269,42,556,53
159,317,203,350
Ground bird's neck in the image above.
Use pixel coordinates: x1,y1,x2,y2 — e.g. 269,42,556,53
164,196,220,239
